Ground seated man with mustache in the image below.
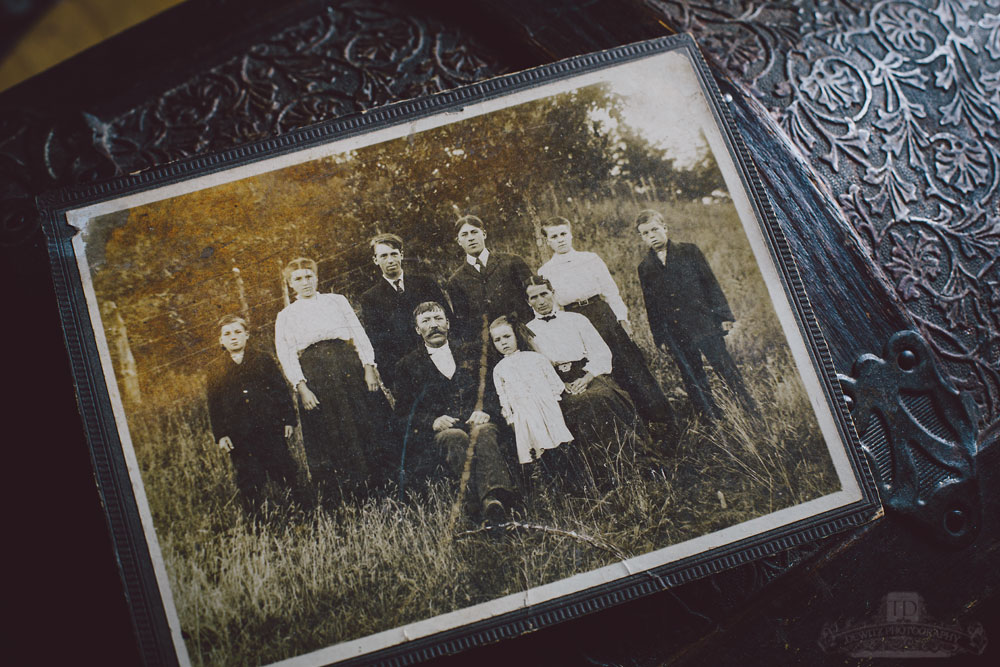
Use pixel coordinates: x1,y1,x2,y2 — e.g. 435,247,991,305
392,301,517,521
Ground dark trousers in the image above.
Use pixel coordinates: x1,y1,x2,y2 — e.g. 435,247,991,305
433,423,515,509
229,437,297,509
666,334,755,420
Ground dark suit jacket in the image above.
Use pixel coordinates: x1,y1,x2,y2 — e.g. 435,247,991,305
206,346,296,448
638,241,734,347
447,251,533,341
358,271,450,386
392,341,500,449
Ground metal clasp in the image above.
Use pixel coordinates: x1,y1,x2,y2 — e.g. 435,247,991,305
839,330,980,547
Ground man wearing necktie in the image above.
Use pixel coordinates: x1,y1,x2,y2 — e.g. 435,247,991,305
446,215,534,343
635,210,757,421
359,233,450,389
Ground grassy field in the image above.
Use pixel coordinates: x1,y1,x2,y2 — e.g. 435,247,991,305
127,197,840,666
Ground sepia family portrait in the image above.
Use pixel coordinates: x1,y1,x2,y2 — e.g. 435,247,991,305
60,46,865,667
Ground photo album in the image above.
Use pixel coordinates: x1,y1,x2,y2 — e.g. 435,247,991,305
40,35,879,667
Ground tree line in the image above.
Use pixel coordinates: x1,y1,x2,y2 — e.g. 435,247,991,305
88,82,726,399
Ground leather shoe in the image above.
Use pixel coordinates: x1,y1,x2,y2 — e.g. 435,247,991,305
482,497,506,524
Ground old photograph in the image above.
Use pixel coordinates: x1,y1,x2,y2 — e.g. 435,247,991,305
50,42,870,666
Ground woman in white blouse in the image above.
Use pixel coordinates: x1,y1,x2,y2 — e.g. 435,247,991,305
275,257,388,500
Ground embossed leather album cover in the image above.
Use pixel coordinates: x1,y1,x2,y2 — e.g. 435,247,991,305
38,36,879,666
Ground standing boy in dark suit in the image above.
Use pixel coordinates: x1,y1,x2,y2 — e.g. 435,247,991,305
393,301,516,520
446,214,533,343
635,209,756,421
206,314,299,512
359,233,450,389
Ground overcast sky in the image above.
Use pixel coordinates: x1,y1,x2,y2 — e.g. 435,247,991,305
603,56,714,169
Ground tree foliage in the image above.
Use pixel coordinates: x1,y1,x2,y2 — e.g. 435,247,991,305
89,82,727,392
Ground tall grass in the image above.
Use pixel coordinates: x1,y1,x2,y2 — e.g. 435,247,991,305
137,357,834,666
127,197,840,666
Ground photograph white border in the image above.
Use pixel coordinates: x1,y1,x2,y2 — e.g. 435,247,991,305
44,36,877,667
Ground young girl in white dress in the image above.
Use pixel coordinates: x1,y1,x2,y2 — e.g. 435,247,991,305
489,316,573,465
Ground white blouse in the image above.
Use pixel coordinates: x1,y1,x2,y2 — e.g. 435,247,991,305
274,293,375,387
538,250,628,321
526,310,613,377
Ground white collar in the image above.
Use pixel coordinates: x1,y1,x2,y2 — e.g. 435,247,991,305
426,341,452,356
548,249,577,262
382,271,404,287
289,294,322,311
466,248,490,268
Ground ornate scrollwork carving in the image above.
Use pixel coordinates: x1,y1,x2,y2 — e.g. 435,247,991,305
0,109,115,246
647,0,1000,426
98,2,506,173
6,0,996,428
0,0,506,245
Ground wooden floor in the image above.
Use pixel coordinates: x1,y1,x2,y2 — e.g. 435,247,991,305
0,0,184,92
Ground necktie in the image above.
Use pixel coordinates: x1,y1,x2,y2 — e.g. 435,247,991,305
540,315,556,322
474,257,484,272
393,279,403,293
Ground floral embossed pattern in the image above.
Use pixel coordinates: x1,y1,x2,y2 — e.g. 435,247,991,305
649,0,1000,426
0,0,505,245
96,2,505,172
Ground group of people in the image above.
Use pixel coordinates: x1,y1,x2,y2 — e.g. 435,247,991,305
206,210,756,519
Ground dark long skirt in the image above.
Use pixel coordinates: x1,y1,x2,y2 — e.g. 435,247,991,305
560,374,648,489
566,298,674,427
529,445,596,498
298,339,391,500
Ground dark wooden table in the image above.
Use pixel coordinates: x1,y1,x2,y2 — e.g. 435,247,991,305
3,1,997,664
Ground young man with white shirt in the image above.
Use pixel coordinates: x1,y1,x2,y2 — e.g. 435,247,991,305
538,217,674,427
524,277,647,483
358,233,450,388
392,301,516,521
446,214,534,343
635,209,756,421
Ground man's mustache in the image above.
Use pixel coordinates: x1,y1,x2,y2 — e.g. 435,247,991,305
427,327,447,336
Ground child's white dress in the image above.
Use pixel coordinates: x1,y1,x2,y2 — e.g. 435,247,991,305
493,350,573,464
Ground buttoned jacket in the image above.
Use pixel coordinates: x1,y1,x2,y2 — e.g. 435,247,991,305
446,251,533,341
638,241,733,346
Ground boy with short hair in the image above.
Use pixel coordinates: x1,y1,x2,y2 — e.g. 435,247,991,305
635,209,756,420
207,314,299,511
447,214,534,342
359,232,450,388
